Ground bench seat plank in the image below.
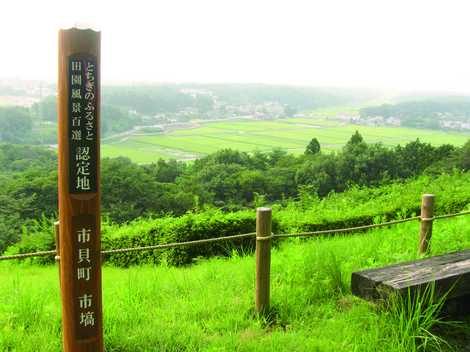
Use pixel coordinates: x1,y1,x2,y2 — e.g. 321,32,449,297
351,249,470,300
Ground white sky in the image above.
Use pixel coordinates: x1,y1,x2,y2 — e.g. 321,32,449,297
2,0,470,93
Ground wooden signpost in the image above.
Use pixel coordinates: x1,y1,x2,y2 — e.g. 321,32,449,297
57,28,104,352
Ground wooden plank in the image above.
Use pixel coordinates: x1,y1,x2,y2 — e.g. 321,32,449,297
351,249,470,301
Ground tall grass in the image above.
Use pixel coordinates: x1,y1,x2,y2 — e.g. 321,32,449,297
1,217,470,351
383,283,458,351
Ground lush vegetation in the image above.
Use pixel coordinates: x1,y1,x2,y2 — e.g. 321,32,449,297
3,91,470,349
7,171,470,266
2,215,470,351
3,130,470,255
32,98,142,142
0,106,33,143
4,74,470,352
0,102,141,145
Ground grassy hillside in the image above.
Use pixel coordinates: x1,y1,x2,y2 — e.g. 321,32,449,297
102,117,470,163
1,216,470,351
3,173,470,350
7,172,470,267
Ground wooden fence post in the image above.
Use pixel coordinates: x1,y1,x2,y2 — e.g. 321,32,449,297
256,207,272,314
419,194,435,255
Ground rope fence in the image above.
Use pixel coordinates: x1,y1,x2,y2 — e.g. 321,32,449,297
272,216,421,239
432,210,470,221
101,232,256,255
1,205,469,262
0,249,57,261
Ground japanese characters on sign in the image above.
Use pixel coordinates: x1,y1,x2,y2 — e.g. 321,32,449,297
72,215,98,339
68,55,98,194
59,29,103,351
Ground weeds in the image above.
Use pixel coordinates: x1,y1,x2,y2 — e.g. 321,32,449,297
2,217,470,350
383,283,458,351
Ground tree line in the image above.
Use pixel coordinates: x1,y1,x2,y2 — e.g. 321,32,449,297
0,103,142,145
360,97,470,130
1,133,469,254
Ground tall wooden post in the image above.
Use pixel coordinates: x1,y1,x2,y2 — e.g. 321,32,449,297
58,28,103,352
419,194,435,255
255,207,272,314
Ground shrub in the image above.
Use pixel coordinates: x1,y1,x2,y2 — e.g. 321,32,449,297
6,172,470,267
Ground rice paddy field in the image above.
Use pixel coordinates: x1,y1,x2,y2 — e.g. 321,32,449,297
101,117,470,164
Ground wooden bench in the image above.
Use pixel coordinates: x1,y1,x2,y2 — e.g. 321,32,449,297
351,249,470,314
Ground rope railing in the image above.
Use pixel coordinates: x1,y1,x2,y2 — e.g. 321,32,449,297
272,216,421,239
0,249,58,261
431,210,470,221
0,232,257,261
1,210,470,262
101,232,256,255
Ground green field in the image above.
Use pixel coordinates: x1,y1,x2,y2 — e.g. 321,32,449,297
101,118,470,164
2,216,470,351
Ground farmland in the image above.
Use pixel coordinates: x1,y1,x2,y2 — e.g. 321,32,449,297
101,117,470,163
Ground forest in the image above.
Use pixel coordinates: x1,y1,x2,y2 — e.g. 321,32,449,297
1,132,469,255
0,102,141,144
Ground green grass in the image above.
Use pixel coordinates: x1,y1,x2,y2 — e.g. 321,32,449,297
101,142,195,163
101,118,470,164
2,216,470,351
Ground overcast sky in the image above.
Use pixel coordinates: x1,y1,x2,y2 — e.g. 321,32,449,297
2,0,470,93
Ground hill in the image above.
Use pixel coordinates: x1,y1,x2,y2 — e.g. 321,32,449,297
7,171,470,266
359,96,470,131
3,152,470,351
1,212,470,351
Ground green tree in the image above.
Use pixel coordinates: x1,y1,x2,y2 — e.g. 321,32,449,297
145,159,185,183
0,144,57,172
347,130,364,146
0,107,32,143
305,137,321,155
238,170,267,202
394,139,436,178
458,139,470,171
295,154,339,196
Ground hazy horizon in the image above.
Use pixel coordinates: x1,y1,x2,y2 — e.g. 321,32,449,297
3,0,470,95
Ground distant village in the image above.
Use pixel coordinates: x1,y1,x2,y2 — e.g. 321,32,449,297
3,79,470,133
339,114,470,132
141,88,291,124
